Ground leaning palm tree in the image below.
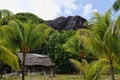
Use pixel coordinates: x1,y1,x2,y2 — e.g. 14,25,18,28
5,21,52,80
0,10,19,76
86,11,120,80
0,26,19,71
113,0,120,11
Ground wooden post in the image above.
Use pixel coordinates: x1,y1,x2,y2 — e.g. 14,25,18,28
44,71,46,80
27,70,31,80
50,70,53,80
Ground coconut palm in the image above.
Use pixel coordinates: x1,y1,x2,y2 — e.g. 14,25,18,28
64,10,120,80
63,29,94,79
0,10,19,78
5,21,52,80
0,26,19,71
86,11,120,80
63,29,92,59
0,9,13,19
113,0,120,11
70,58,110,80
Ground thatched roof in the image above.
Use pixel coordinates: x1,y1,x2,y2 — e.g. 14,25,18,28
18,53,54,67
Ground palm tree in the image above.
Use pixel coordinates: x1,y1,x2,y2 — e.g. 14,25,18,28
63,29,92,59
64,10,120,80
0,10,19,78
69,58,110,80
5,21,52,80
0,9,13,19
113,0,120,11
63,29,93,79
0,26,19,71
86,11,120,80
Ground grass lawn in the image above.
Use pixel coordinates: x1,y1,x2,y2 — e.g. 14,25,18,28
1,74,120,80
1,74,81,80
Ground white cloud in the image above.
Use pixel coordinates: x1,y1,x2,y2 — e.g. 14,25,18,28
82,3,92,17
0,0,79,20
55,0,78,15
0,0,99,20
28,0,61,20
81,3,97,19
0,0,33,13
0,0,61,20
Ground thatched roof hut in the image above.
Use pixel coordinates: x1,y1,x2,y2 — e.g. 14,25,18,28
18,53,55,72
18,53,54,67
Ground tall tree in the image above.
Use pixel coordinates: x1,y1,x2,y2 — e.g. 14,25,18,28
0,9,13,19
0,10,19,77
47,30,77,73
5,21,52,80
86,11,120,80
113,0,120,11
63,28,97,77
0,26,19,71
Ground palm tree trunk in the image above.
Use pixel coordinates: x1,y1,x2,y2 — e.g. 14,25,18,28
0,73,2,79
22,52,26,80
109,59,115,80
108,49,115,80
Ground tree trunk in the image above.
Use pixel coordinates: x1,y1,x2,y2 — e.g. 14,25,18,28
22,52,26,80
110,59,115,80
0,73,2,79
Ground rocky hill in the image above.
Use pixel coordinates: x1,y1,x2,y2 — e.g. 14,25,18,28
47,15,87,30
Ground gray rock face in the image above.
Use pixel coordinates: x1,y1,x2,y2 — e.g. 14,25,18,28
47,16,68,30
66,16,87,30
47,15,87,30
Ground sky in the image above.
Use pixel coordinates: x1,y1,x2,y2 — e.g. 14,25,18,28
0,0,119,20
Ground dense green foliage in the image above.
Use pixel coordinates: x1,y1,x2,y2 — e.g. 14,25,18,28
14,13,45,24
0,12,45,26
47,30,80,73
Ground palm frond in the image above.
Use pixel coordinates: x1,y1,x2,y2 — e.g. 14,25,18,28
63,29,92,55
5,21,23,48
86,58,109,80
0,9,13,19
29,24,52,50
113,0,120,11
69,59,89,78
0,45,19,70
69,59,82,72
